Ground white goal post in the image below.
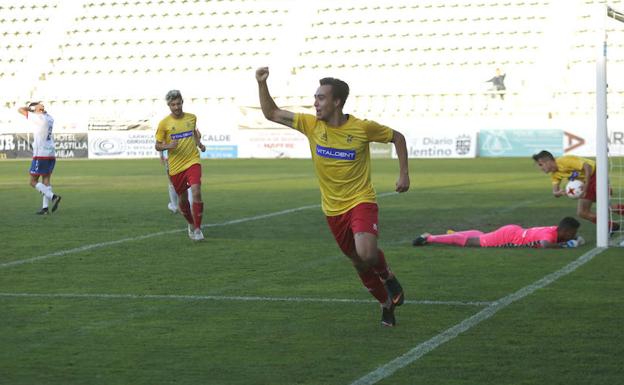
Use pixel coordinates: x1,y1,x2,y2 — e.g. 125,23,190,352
596,5,624,247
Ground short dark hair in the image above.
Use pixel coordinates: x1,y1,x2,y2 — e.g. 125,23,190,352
319,77,349,108
532,150,555,162
558,216,580,231
28,101,41,108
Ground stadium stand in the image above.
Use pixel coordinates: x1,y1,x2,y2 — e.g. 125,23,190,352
0,0,623,131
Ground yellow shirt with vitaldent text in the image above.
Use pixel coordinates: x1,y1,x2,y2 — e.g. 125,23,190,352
293,113,394,216
155,113,199,176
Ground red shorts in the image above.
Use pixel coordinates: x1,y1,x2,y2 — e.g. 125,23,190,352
584,172,597,202
170,163,201,195
326,202,379,256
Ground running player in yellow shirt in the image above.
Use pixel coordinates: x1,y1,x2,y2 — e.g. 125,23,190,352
155,90,206,241
533,150,623,232
256,67,410,327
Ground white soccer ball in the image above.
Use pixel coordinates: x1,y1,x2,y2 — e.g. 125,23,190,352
565,179,584,199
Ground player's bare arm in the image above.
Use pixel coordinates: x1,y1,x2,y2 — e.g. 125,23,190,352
155,140,178,151
17,101,38,117
552,183,565,197
256,67,295,128
582,162,593,185
390,130,410,193
17,106,29,117
580,162,593,199
194,129,206,152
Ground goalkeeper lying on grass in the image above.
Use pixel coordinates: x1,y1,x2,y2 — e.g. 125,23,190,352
413,217,584,249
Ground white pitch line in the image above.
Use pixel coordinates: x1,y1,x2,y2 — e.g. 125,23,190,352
349,246,606,385
0,192,400,269
0,203,320,269
0,292,491,307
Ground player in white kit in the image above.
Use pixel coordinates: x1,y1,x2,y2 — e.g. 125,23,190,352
18,102,62,215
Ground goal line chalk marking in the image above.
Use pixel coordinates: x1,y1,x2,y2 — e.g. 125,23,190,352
348,246,606,385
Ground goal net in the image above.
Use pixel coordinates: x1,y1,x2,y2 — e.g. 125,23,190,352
596,5,624,247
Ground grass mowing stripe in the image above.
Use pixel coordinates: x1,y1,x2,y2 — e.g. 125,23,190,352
349,246,607,385
0,292,491,307
0,228,183,269
0,204,320,269
0,192,399,269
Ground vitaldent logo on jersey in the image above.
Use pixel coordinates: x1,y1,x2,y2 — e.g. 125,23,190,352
316,144,356,160
170,131,194,140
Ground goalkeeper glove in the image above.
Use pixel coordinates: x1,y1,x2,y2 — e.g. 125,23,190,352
561,236,585,248
562,239,579,248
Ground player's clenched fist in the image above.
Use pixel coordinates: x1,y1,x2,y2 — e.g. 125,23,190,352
395,174,410,193
256,67,269,82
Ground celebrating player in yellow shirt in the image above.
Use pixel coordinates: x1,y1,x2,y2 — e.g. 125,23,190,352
155,90,206,241
256,67,410,327
533,150,623,232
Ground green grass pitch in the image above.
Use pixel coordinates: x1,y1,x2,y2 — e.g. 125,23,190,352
0,158,622,385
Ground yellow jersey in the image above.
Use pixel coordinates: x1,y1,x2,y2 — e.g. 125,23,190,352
293,113,394,216
551,155,596,185
155,113,200,176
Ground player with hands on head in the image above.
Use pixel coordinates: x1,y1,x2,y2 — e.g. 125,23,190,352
17,101,62,215
256,66,410,327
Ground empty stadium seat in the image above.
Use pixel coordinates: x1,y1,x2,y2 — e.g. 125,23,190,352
1,0,623,129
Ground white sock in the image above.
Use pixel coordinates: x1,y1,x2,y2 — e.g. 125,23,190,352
187,188,193,206
35,182,54,199
168,184,178,207
42,195,49,209
46,185,55,198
